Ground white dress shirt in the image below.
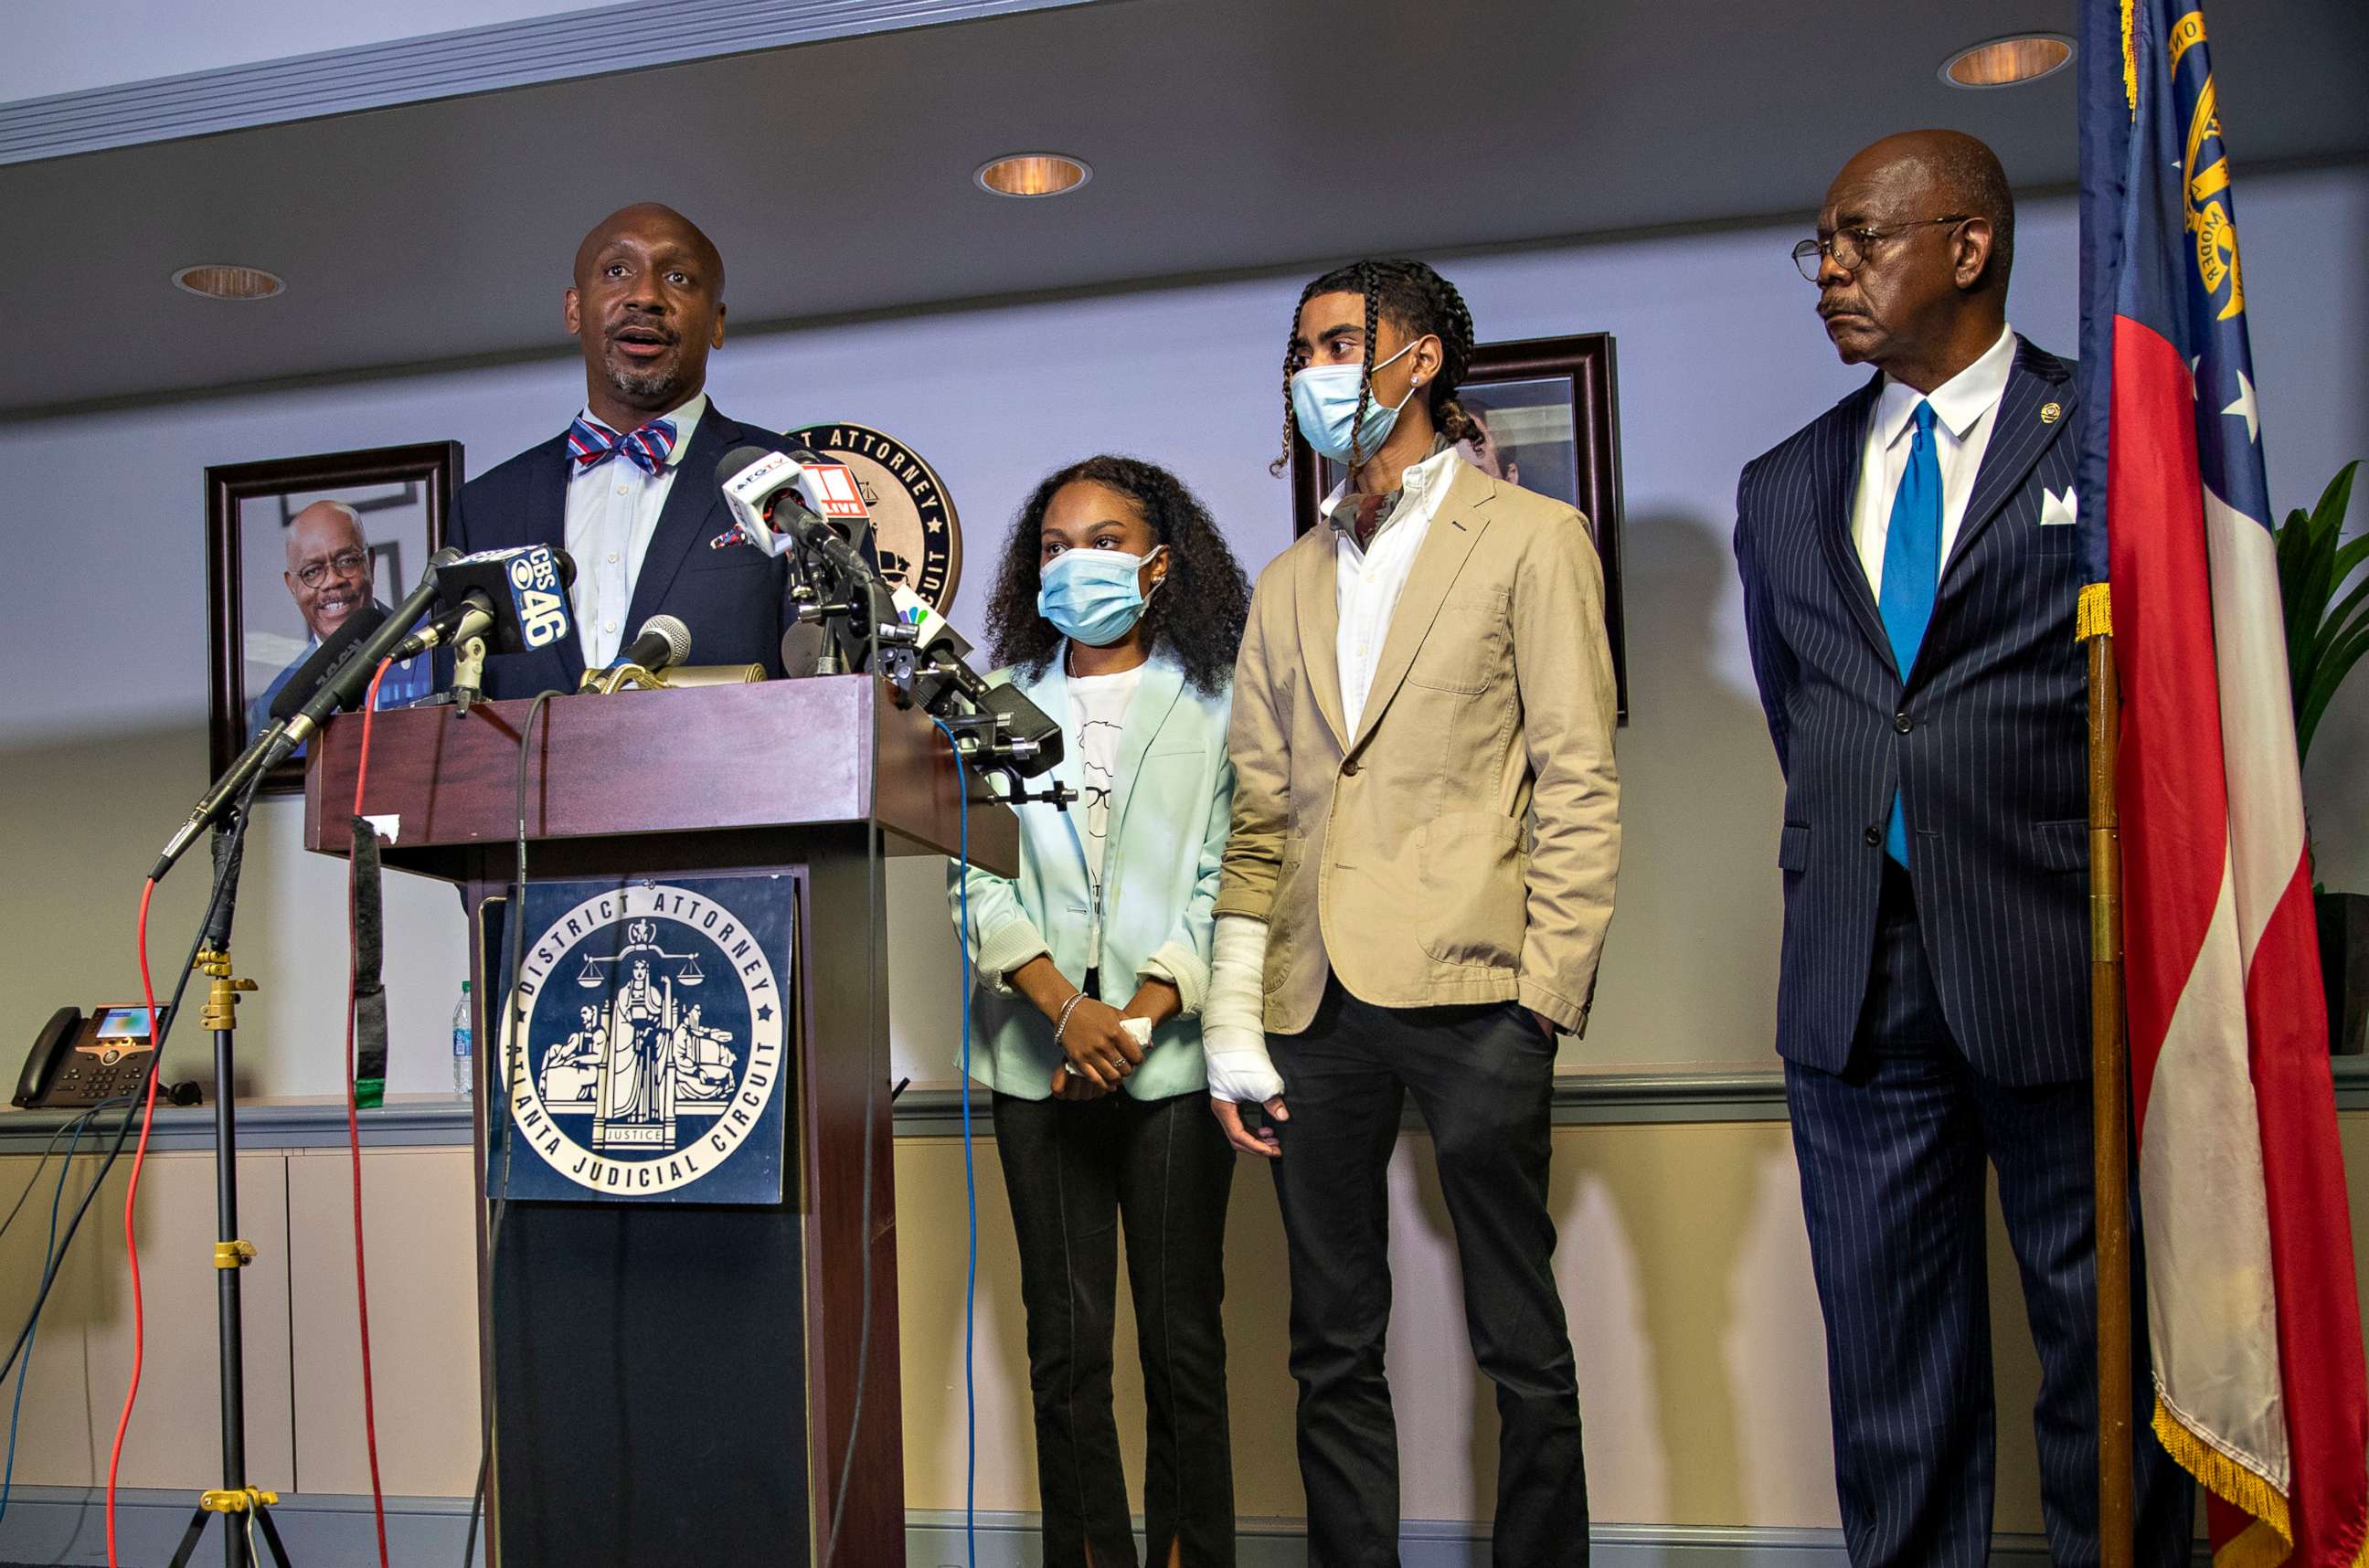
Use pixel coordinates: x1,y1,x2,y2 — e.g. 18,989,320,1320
1322,441,1466,735
564,392,707,668
1851,323,2017,592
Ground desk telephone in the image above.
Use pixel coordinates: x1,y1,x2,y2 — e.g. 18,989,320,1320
14,1006,198,1110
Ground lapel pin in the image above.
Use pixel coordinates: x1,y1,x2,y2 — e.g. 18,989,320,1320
2039,401,2063,424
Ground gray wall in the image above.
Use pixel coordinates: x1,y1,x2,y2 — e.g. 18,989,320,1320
2,163,2362,1097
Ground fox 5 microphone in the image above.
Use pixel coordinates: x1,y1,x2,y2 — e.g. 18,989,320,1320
716,446,874,575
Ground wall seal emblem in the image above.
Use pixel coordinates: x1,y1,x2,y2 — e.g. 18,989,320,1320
784,422,961,612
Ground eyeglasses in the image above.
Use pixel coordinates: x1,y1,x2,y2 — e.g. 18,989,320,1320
1791,215,1970,281
295,547,367,588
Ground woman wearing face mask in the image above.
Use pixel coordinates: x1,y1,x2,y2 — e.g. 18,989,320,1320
951,454,1251,1568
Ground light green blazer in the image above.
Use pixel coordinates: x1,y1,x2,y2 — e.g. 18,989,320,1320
948,649,1234,1101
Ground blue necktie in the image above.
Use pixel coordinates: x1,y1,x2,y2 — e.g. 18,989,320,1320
1876,399,1941,866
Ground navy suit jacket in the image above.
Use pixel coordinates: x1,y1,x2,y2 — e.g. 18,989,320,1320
1734,337,2090,1086
447,402,792,699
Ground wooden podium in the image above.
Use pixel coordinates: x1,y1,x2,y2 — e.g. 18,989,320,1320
304,676,1016,1568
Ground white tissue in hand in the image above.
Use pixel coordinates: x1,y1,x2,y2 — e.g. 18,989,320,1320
1121,1017,1152,1045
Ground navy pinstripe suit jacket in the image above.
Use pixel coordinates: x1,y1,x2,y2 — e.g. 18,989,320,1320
1735,338,2090,1086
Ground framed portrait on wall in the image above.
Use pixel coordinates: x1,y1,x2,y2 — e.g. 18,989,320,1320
1291,332,1629,721
205,442,462,794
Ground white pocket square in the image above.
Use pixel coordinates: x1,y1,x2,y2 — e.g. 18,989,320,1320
2040,487,2078,527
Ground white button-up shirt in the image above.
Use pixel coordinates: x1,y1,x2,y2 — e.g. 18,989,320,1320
1321,441,1465,735
1851,323,2017,592
563,392,706,668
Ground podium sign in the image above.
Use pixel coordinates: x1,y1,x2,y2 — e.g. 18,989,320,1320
498,874,793,1204
304,678,1018,1567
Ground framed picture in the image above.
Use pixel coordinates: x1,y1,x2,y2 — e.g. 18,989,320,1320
206,442,462,794
1291,333,1629,722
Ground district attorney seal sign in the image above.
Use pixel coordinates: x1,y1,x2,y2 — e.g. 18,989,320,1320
498,874,793,1203
786,422,961,612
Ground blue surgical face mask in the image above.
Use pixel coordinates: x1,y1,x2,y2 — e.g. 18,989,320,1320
1038,546,1164,647
1291,339,1422,463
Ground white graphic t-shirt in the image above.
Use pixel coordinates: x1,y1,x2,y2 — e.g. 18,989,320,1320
1067,662,1142,903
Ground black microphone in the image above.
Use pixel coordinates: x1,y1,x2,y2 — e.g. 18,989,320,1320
151,556,456,882
606,615,692,679
286,548,459,732
153,602,394,880
390,546,579,661
981,681,1065,775
269,601,389,724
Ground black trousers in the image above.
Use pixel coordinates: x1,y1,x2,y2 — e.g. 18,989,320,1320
993,1086,1238,1568
1785,862,2192,1567
1269,979,1588,1567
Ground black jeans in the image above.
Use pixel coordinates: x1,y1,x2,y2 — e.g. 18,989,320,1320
993,1086,1238,1567
1269,979,1588,1567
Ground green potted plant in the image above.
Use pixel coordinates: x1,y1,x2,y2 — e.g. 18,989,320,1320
2275,461,2368,1053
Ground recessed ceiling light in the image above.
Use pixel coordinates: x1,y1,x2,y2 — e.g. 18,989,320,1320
1940,34,2074,88
974,153,1091,198
172,263,284,301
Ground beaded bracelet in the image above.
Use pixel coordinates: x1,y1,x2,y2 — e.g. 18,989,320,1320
1053,991,1089,1046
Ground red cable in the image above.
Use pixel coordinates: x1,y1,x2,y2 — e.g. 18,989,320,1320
346,658,394,1568
105,877,165,1568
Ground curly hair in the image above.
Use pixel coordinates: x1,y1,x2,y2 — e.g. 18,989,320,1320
983,455,1251,695
1271,258,1480,474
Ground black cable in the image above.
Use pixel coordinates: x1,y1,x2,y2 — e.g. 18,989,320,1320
0,1101,110,1528
462,687,558,1568
0,783,260,1388
821,689,887,1568
0,1107,103,1250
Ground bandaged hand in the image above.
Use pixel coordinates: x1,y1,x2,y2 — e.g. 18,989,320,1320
1203,915,1288,1156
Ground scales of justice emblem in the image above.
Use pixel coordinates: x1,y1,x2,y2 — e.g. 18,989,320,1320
504,881,791,1201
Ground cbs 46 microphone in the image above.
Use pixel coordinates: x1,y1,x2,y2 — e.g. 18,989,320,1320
390,545,578,660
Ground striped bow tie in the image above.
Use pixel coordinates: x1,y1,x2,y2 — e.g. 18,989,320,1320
566,415,677,476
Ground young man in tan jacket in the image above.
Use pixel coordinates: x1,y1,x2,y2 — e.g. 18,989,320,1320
1201,259,1620,1567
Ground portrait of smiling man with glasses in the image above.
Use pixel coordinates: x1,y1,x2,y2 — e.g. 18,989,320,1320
244,497,434,740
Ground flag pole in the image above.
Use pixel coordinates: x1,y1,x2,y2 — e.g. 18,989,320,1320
2084,589,2136,1568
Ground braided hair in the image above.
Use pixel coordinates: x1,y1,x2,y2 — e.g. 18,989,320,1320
1271,258,1480,475
983,455,1252,695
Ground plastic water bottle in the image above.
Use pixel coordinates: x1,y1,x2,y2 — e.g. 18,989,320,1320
452,980,474,1097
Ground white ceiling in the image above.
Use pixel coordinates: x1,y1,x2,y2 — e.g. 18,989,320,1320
10,0,2365,413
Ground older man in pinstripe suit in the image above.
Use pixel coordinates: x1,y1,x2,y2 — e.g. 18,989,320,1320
1734,131,2191,1565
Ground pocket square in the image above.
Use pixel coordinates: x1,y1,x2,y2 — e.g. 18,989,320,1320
2040,487,2078,527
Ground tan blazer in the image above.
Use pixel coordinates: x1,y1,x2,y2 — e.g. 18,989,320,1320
1216,461,1620,1035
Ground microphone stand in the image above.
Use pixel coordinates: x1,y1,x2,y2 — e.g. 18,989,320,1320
452,633,489,716
167,818,296,1568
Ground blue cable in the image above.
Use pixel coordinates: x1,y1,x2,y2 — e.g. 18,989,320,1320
0,1107,97,1525
930,717,978,1568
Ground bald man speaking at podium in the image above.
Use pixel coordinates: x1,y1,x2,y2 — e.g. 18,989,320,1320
449,202,793,700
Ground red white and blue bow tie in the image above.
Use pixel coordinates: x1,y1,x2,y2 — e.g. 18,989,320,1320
566,415,677,476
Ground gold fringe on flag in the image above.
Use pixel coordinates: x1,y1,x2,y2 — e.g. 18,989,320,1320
2123,0,2139,114
2151,1397,2310,1568
2078,581,2115,641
